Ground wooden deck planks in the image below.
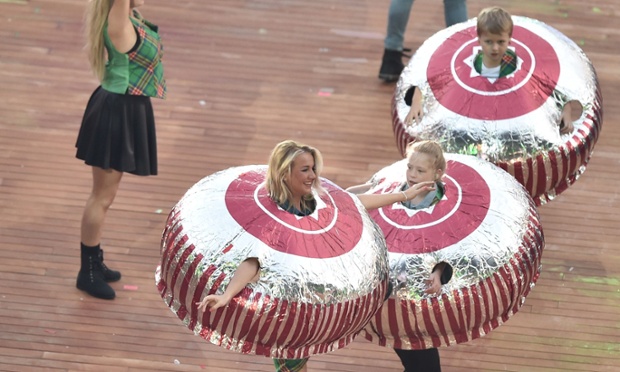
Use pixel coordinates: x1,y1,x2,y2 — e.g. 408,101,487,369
1,0,619,371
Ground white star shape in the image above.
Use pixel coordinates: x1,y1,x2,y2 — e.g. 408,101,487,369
304,196,327,221
464,45,521,83
277,195,328,221
389,193,448,217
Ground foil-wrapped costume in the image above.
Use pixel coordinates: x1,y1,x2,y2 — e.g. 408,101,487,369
156,165,390,359
361,155,545,349
392,16,602,205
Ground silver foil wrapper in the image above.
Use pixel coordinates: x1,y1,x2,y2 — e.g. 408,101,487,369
155,165,390,359
361,154,544,349
392,16,603,205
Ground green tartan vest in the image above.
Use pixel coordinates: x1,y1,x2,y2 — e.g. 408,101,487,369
473,48,517,78
101,11,166,99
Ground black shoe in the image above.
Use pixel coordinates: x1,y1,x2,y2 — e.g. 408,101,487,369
99,249,121,282
378,48,411,83
77,245,115,299
384,280,394,301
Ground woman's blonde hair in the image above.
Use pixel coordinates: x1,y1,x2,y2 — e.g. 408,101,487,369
405,140,447,176
476,6,513,37
85,0,113,81
266,140,325,208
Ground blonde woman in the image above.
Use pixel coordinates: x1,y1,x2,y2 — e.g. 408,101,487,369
196,140,434,372
75,0,166,299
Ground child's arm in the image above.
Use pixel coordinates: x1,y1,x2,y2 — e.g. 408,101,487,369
404,87,423,126
196,258,260,313
356,181,435,210
425,262,447,295
560,104,574,135
346,183,373,195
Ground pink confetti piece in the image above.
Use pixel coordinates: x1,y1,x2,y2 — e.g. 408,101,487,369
123,285,139,291
44,329,57,334
318,87,334,97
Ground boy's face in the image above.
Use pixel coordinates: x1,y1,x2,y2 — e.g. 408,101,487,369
478,31,511,68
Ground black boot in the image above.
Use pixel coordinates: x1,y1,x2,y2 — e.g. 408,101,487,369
99,249,121,282
378,48,409,83
76,244,116,299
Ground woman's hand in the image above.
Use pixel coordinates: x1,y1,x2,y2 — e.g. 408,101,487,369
196,294,231,313
195,258,260,313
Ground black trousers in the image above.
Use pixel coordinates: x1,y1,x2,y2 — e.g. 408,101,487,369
394,348,441,372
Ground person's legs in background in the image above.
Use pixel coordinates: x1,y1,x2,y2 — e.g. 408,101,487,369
394,347,442,372
444,0,468,26
379,0,469,82
379,0,415,82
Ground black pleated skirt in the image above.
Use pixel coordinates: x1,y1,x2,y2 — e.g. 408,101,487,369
76,86,157,176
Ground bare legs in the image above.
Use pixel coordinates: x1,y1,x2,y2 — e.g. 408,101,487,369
81,167,123,246
76,167,123,299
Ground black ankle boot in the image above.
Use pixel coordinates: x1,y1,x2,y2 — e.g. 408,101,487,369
99,249,121,282
76,244,115,299
378,48,408,82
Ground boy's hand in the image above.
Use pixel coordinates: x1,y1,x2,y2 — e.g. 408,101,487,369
560,103,574,135
425,270,442,296
405,87,424,127
405,103,423,127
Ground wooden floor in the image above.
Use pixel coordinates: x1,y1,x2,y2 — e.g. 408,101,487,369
1,0,619,371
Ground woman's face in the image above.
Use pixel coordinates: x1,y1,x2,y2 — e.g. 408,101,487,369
406,152,439,186
286,152,317,198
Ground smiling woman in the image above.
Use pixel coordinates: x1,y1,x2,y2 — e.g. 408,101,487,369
156,153,391,370
155,140,435,372
265,140,325,216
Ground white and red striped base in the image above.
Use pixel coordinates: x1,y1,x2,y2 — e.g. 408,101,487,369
392,88,602,206
156,220,387,358
391,17,603,206
361,155,544,349
363,225,543,349
155,166,390,359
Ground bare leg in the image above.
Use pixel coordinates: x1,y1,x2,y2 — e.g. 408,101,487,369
76,166,123,299
81,167,123,246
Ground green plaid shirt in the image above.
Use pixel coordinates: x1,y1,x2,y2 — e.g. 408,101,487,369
102,11,166,99
473,48,517,78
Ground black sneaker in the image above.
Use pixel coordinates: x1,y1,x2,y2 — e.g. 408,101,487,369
378,48,411,83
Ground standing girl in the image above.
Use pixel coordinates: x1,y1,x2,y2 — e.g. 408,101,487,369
347,140,449,372
75,0,166,299
196,140,434,372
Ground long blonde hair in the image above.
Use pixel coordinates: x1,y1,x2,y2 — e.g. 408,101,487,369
266,140,325,209
85,0,113,81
